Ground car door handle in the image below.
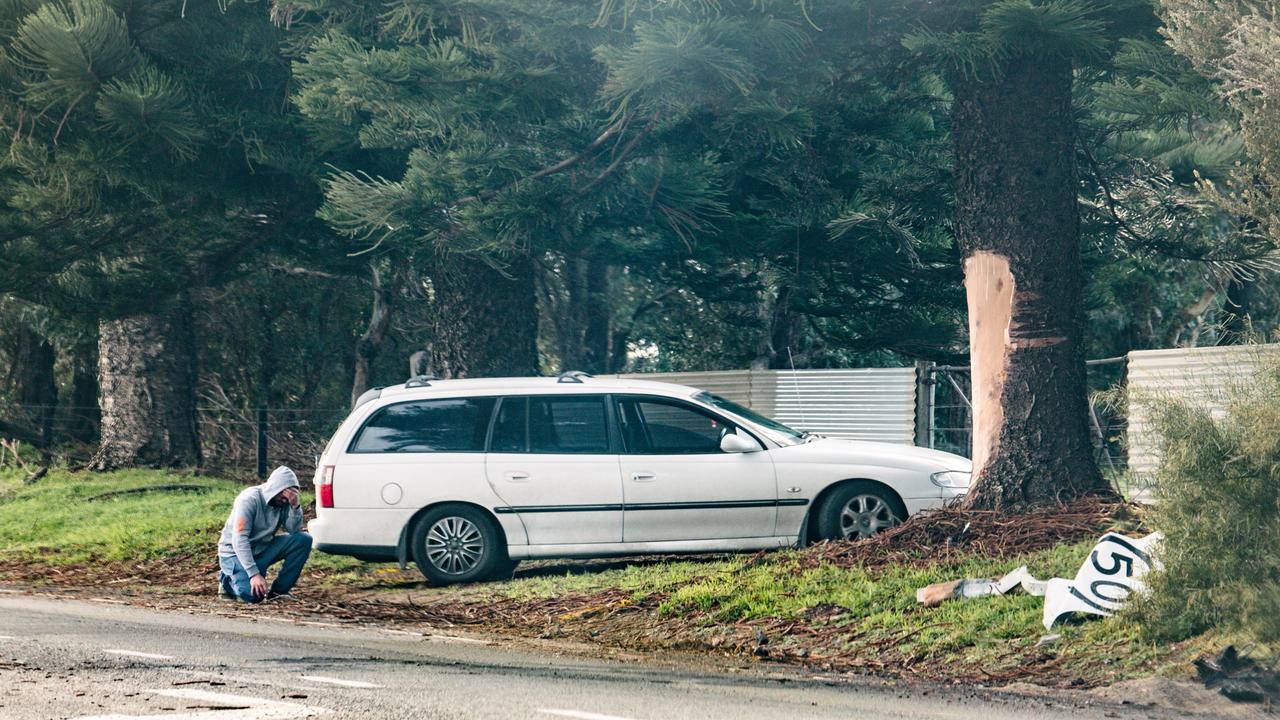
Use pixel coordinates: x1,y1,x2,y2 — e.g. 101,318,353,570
506,472,530,482
631,472,656,482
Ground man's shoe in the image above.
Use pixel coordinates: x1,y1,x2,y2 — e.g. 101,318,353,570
217,586,236,601
265,591,297,602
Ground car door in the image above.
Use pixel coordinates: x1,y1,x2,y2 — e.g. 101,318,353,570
485,394,624,545
615,395,778,542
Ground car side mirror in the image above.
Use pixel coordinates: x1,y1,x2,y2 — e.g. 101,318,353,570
720,432,761,453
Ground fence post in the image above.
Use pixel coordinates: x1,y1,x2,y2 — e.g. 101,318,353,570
256,407,268,479
914,361,934,447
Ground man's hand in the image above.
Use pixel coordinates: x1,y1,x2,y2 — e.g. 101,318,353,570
282,487,300,508
250,574,269,599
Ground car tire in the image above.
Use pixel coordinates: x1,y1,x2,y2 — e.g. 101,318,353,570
411,505,509,585
814,482,907,541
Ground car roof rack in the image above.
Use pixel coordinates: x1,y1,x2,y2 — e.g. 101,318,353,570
404,373,440,389
556,370,593,384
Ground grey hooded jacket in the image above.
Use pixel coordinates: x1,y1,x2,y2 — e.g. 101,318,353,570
217,466,303,578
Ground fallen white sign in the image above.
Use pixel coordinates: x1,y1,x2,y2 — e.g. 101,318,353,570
913,531,1163,630
1042,531,1162,630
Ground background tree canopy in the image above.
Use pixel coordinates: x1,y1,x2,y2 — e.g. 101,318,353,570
0,0,1273,485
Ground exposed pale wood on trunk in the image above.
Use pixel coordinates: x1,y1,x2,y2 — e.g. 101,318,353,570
964,251,1014,480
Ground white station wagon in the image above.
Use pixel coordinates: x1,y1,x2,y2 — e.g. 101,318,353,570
309,372,971,584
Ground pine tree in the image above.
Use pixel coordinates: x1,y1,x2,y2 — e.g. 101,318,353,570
0,0,304,468
904,0,1164,509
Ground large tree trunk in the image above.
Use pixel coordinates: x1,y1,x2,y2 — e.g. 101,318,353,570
952,58,1108,510
10,322,58,445
91,307,200,470
429,255,539,378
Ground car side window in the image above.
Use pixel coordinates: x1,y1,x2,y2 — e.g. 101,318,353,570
618,397,732,454
349,397,496,453
489,396,609,454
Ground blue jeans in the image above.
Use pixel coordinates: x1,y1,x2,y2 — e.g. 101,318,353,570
219,532,312,603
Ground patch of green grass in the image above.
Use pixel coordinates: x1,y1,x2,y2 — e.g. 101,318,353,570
0,468,354,572
0,468,243,564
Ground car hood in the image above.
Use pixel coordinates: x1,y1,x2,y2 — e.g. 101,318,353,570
777,437,972,473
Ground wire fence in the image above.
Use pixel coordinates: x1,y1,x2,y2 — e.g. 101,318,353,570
2,361,1133,479
925,359,1128,473
0,402,348,480
197,405,349,479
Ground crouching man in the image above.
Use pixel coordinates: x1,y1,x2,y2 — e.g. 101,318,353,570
218,466,312,602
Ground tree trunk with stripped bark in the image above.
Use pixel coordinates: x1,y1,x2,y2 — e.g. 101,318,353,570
952,57,1111,510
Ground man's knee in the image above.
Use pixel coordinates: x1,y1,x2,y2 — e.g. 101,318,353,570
288,531,312,555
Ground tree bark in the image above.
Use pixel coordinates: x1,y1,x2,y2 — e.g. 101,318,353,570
65,337,100,443
555,254,590,372
350,261,403,407
10,322,58,445
951,58,1109,510
582,257,611,374
91,307,201,470
429,254,539,378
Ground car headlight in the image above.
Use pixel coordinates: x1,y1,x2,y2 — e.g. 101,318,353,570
930,470,971,489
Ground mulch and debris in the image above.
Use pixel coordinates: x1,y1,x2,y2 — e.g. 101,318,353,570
799,497,1129,571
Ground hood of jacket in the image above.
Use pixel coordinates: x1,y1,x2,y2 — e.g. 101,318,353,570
260,466,300,502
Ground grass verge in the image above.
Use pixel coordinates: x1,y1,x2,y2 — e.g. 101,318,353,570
0,468,1223,687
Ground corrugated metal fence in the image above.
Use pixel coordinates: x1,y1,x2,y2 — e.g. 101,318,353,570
613,368,918,445
622,344,1280,479
1126,344,1278,475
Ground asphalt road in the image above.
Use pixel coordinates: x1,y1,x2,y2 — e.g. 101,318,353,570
0,593,1196,720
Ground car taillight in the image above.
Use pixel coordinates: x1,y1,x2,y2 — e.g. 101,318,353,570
318,465,335,508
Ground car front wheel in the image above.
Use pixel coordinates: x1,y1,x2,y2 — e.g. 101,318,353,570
815,482,906,541
411,505,509,585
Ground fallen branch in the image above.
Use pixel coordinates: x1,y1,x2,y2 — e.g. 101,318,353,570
86,484,213,502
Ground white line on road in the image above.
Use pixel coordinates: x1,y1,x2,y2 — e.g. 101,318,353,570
74,687,326,719
0,635,13,639
298,675,382,689
426,633,490,645
538,709,642,720
103,648,174,660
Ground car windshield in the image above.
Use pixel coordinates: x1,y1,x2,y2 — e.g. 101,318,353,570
692,391,807,446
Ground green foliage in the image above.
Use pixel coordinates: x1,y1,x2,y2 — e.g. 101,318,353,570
1136,358,1280,641
903,0,1130,80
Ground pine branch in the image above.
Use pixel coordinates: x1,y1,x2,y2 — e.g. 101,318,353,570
574,120,653,196
450,113,633,206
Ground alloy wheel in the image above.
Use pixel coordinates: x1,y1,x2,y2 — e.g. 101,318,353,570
839,494,899,540
424,516,484,575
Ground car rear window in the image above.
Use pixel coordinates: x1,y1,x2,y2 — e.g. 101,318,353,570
349,397,496,453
